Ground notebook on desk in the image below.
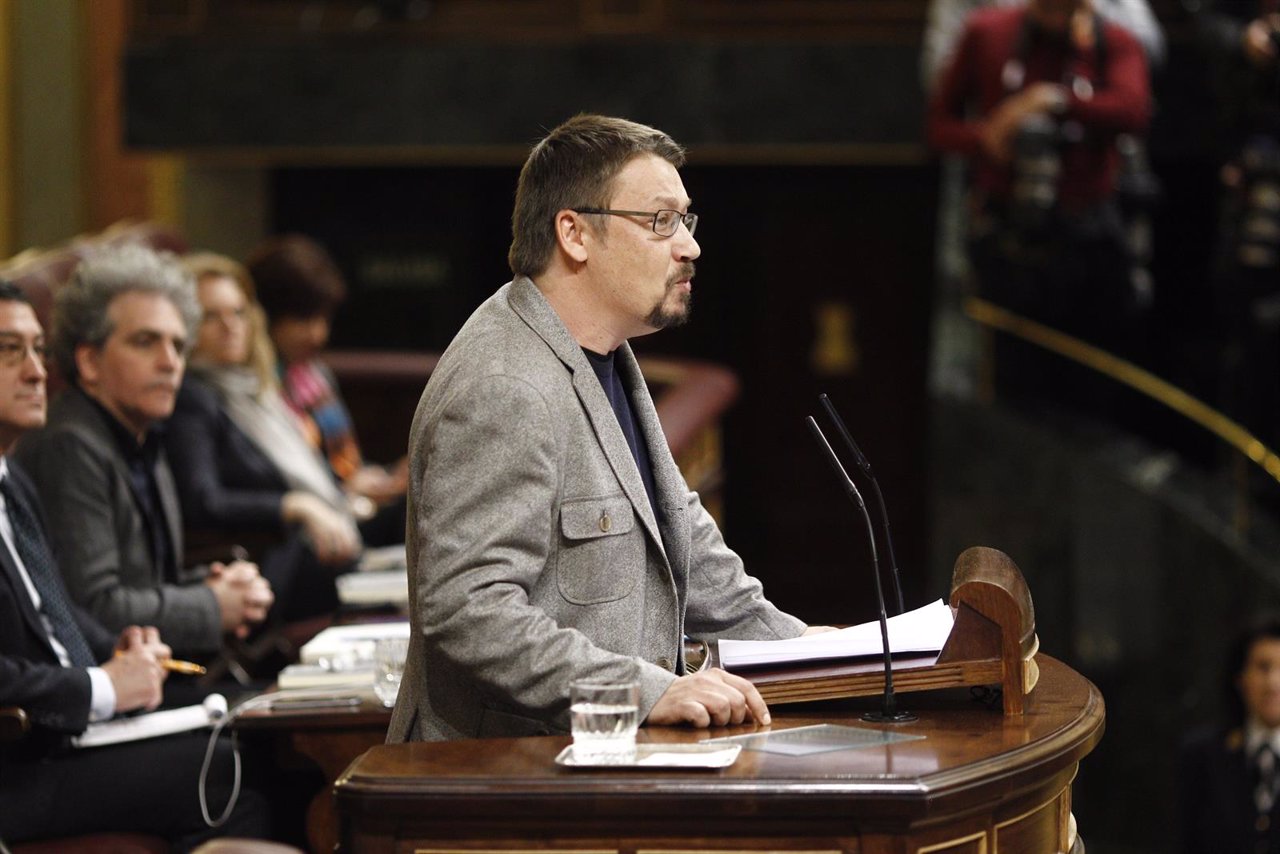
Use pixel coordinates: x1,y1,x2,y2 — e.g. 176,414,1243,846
72,694,227,749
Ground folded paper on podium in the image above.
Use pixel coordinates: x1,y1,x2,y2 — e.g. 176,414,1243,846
713,546,1039,715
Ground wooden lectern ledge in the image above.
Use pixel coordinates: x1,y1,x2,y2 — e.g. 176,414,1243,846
720,546,1042,715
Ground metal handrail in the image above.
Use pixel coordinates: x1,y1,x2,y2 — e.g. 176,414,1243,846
964,296,1280,529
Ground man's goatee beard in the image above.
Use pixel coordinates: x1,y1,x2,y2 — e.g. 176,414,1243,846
646,292,691,330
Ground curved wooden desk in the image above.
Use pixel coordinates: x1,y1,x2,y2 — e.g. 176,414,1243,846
335,655,1102,854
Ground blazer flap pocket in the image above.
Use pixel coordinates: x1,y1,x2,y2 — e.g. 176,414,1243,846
560,495,635,540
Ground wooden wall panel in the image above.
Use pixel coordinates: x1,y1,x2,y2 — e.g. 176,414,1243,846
86,0,157,232
129,0,927,41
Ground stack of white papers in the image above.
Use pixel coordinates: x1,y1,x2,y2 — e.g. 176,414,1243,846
337,569,408,606
277,662,376,690
718,599,955,669
358,544,407,573
299,620,410,667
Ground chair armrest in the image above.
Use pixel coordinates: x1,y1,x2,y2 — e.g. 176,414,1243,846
321,349,439,385
0,706,30,743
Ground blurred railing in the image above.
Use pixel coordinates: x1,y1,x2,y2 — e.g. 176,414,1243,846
965,296,1280,533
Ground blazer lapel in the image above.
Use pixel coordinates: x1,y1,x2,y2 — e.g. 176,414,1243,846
154,454,185,571
1224,731,1256,818
508,278,666,560
0,497,64,661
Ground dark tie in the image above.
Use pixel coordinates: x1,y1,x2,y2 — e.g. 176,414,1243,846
0,475,96,667
1257,742,1280,815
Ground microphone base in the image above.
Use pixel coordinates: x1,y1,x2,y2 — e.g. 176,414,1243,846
861,710,918,724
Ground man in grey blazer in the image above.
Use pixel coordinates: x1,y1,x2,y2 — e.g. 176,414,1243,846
389,114,825,743
15,245,272,658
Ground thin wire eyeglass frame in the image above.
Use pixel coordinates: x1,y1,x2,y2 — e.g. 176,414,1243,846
0,340,46,369
572,208,698,238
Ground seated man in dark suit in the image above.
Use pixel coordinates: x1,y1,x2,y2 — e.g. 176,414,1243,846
15,245,273,659
0,280,268,847
1179,613,1280,854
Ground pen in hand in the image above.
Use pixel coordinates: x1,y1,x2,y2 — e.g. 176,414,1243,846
114,651,207,676
160,659,207,676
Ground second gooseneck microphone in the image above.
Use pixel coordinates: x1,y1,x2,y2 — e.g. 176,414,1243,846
806,415,915,724
818,393,905,616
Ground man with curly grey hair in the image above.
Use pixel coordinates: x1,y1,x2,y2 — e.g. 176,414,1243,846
16,244,273,657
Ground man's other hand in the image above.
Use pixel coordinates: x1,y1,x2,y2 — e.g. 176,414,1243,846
1244,14,1280,68
646,667,771,728
980,83,1067,162
114,624,171,663
206,560,274,637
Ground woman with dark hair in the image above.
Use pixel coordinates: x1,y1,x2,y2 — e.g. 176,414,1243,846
1178,613,1280,853
246,234,407,520
164,252,362,620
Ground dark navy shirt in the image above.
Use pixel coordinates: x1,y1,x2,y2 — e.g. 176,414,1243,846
582,348,657,514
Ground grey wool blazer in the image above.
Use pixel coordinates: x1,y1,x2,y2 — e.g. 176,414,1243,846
14,386,222,655
387,277,805,743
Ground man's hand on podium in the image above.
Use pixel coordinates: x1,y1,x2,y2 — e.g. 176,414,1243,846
647,667,772,728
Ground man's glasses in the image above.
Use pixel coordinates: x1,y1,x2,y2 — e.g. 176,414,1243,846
0,340,45,368
573,208,698,238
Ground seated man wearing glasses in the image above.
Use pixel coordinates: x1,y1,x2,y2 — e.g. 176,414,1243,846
387,114,828,744
0,280,268,847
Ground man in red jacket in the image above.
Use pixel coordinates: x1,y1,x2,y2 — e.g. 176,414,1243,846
928,0,1152,349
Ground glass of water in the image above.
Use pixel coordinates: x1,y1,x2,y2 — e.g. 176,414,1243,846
569,677,639,764
373,637,409,708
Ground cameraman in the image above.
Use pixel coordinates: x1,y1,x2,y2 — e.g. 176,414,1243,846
928,0,1152,354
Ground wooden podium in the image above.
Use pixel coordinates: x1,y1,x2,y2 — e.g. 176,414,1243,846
336,656,1102,854
335,549,1103,854
730,546,1040,715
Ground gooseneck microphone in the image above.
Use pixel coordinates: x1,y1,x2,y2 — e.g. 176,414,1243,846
806,416,916,723
818,393,905,616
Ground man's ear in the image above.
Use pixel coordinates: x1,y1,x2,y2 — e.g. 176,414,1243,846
555,209,590,265
74,343,100,387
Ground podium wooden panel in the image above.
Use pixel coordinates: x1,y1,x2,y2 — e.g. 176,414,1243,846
334,655,1103,854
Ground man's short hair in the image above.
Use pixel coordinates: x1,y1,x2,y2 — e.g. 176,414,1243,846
508,114,687,279
52,244,199,383
1224,613,1280,724
0,280,32,307
245,234,348,321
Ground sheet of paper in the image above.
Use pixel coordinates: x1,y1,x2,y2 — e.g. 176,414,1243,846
718,599,954,669
72,694,226,749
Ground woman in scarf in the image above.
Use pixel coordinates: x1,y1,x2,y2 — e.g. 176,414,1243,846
164,253,362,620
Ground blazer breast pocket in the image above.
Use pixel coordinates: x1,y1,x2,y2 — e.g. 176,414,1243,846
556,494,643,605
